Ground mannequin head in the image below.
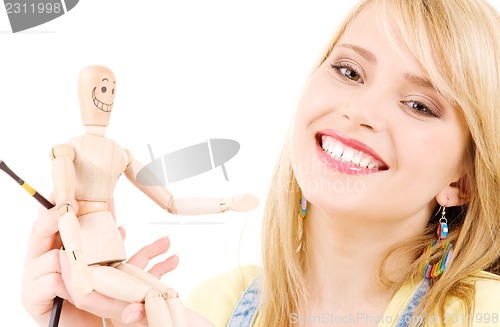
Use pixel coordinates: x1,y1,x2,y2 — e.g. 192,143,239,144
78,65,116,127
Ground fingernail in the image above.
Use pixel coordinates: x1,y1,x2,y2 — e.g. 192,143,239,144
155,235,170,243
124,310,143,324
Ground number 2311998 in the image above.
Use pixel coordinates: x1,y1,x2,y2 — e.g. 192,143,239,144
5,2,62,14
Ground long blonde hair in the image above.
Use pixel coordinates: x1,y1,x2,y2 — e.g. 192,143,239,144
260,0,500,326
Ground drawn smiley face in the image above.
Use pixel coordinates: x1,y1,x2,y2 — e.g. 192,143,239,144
92,77,115,112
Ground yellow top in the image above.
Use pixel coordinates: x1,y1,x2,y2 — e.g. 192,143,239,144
185,266,500,327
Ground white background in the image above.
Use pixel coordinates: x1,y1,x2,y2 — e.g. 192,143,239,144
0,0,498,325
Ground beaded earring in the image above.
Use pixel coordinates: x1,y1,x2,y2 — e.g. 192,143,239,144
296,193,307,253
421,206,454,278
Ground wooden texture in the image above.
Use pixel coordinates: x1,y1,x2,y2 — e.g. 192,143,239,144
51,65,258,327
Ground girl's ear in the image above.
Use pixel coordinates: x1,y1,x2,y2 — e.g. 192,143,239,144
435,176,470,207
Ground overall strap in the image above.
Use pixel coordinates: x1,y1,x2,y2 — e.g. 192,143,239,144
394,278,431,327
227,278,261,327
227,277,430,327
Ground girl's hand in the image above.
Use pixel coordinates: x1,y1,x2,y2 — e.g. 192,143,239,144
22,204,179,327
60,237,214,327
22,204,72,326
60,236,179,326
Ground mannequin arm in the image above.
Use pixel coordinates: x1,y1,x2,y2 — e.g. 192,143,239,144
124,157,177,213
51,144,92,294
51,144,77,215
124,153,259,215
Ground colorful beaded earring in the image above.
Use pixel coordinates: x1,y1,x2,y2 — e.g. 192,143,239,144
296,193,307,253
421,206,454,279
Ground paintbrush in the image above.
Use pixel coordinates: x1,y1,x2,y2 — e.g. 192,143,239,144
0,160,63,327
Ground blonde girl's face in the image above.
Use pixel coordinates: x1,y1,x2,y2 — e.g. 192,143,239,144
291,4,469,224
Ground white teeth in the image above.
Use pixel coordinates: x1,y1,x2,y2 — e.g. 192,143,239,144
327,143,335,154
359,158,370,168
320,135,383,170
352,154,362,165
341,148,354,162
324,138,332,149
331,143,345,158
321,135,328,147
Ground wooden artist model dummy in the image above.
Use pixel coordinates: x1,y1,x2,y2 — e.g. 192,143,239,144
51,65,259,327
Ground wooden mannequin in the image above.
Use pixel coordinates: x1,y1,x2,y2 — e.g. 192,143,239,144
52,65,259,327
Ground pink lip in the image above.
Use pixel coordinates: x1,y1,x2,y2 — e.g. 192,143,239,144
315,130,389,175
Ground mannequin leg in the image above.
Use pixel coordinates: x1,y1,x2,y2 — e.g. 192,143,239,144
114,263,187,327
89,264,173,327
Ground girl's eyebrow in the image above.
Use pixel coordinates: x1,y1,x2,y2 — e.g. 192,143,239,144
404,73,435,90
336,43,435,91
336,43,377,64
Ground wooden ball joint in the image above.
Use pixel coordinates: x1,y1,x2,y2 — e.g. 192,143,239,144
51,65,259,326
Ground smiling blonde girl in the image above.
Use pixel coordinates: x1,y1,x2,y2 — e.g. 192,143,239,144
22,0,500,326
255,0,500,326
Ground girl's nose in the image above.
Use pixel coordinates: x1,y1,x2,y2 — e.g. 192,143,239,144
338,88,389,133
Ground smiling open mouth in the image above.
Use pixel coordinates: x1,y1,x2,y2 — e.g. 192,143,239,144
316,133,389,172
92,87,113,112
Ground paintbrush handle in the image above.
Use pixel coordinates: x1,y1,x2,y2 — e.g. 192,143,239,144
0,160,53,209
0,160,62,327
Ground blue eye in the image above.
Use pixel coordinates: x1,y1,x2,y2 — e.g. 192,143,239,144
331,63,364,83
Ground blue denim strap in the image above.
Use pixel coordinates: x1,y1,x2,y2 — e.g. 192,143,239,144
227,277,429,327
394,278,430,327
227,278,260,327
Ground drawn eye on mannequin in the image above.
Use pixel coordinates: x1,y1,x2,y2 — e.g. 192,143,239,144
91,78,115,113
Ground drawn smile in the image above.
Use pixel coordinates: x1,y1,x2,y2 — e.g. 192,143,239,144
92,87,113,112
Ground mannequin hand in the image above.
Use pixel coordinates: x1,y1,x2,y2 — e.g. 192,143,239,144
225,194,259,212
